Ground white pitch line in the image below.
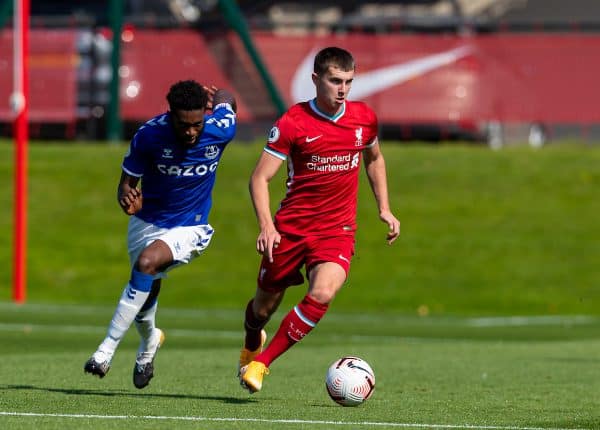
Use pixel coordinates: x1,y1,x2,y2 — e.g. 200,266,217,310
0,322,414,344
0,412,591,430
1,302,597,328
0,322,241,339
465,315,598,327
0,301,241,319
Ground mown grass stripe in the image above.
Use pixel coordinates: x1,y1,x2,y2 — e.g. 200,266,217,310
1,302,597,328
0,322,425,343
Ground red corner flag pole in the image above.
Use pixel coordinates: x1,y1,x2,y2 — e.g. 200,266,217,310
12,0,29,304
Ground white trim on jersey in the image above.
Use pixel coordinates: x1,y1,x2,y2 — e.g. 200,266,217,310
365,136,378,149
309,98,346,123
213,102,235,112
264,146,287,160
122,165,143,177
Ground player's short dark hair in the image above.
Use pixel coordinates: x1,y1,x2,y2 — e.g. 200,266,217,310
314,47,355,76
166,80,208,111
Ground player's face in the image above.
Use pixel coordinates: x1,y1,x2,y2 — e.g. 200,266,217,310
171,109,205,147
313,66,354,116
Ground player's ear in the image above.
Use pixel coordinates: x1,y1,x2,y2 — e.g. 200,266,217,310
311,72,319,85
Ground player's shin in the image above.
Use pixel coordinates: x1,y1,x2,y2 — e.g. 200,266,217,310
97,270,154,357
257,295,328,366
135,300,157,340
243,299,269,350
135,281,161,340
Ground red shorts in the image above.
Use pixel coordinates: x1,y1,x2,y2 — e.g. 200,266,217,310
257,234,355,292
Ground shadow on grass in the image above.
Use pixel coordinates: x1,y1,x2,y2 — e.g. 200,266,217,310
1,384,256,404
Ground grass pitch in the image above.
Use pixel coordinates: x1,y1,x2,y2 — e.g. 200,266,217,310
0,140,599,428
1,302,599,430
0,140,599,315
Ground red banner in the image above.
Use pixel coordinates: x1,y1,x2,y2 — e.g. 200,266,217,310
251,32,600,124
1,29,599,126
0,29,77,122
119,30,251,120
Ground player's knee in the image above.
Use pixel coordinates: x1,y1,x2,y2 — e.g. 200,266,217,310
252,299,278,321
253,306,273,321
308,291,335,305
308,284,342,304
135,254,160,275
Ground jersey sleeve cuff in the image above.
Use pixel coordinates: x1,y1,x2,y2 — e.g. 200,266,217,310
122,166,143,177
214,102,235,113
365,136,378,148
264,146,287,160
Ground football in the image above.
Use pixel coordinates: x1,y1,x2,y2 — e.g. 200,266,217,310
325,356,375,406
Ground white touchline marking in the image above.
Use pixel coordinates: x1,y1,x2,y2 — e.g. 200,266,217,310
0,412,592,430
0,301,597,345
0,302,600,327
465,315,598,327
0,322,241,339
0,301,243,319
0,322,419,344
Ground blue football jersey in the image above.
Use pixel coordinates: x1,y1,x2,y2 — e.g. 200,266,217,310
122,103,236,228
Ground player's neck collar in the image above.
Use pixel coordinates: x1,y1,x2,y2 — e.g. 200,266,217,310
309,98,345,123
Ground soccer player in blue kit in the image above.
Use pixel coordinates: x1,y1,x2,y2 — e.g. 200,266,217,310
84,80,237,389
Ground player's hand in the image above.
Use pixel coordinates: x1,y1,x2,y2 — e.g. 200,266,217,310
203,85,219,110
119,188,143,215
256,227,281,263
380,210,400,244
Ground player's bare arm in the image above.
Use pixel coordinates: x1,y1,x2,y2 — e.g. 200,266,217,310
363,141,400,244
249,151,284,262
117,171,142,215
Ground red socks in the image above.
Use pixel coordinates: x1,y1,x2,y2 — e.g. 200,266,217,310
255,295,328,367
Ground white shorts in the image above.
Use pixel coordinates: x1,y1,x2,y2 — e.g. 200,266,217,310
127,216,214,279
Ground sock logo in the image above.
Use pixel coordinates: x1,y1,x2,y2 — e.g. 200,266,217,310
126,286,137,300
287,321,306,342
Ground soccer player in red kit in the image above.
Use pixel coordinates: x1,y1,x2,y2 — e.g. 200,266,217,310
238,46,400,393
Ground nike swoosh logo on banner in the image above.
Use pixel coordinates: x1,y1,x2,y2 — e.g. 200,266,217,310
291,46,472,103
305,135,322,143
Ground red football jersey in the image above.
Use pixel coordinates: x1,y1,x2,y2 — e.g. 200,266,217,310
264,99,378,236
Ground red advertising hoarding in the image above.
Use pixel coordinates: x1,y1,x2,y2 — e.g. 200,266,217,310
0,29,77,123
250,31,600,124
1,29,599,128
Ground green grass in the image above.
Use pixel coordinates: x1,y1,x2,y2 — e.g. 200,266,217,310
0,139,599,315
1,140,600,428
1,302,600,430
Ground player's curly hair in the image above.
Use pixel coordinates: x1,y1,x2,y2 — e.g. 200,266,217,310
314,47,355,76
166,80,208,111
